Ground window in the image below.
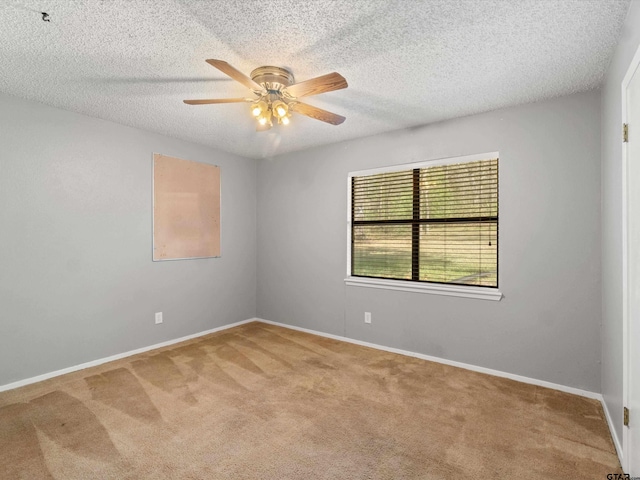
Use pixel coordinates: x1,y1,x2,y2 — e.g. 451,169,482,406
347,154,499,296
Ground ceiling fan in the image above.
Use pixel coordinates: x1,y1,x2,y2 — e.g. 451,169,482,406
183,59,348,131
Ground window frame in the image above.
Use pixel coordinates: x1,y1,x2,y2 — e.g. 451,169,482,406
345,152,502,301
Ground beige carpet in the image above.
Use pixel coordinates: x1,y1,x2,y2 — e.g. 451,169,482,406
0,322,621,479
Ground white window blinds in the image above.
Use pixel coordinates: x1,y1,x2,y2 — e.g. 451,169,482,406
351,158,498,287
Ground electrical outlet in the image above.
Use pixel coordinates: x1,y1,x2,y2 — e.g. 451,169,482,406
155,312,163,324
364,312,372,324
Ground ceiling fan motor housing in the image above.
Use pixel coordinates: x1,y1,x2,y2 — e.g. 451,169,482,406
250,66,295,93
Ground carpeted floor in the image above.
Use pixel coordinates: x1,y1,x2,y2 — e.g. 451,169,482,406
0,322,622,479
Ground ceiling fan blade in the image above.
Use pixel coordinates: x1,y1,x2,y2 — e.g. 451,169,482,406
290,102,346,125
205,59,265,92
183,98,251,105
283,72,348,99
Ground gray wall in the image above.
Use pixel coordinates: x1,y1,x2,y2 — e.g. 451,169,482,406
0,93,257,386
257,90,602,392
0,77,608,397
601,0,640,446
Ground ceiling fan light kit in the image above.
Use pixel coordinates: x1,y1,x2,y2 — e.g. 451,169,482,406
183,60,347,131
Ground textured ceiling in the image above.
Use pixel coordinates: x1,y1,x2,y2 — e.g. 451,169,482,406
0,0,630,159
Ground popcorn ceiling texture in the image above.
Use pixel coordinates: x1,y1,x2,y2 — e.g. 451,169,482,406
0,0,630,159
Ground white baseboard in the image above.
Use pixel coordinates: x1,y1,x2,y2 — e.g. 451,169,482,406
0,318,257,393
1,316,602,400
0,315,622,467
601,396,623,464
255,318,602,400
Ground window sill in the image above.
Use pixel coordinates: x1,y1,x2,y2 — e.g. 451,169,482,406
344,277,503,301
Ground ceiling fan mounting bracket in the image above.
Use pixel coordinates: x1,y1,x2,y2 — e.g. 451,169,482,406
250,66,295,92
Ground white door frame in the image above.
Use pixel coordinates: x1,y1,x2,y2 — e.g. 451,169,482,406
622,41,640,475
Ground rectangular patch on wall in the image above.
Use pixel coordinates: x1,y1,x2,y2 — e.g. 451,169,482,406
153,154,220,261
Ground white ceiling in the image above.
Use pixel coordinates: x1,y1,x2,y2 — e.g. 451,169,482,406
0,0,630,159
